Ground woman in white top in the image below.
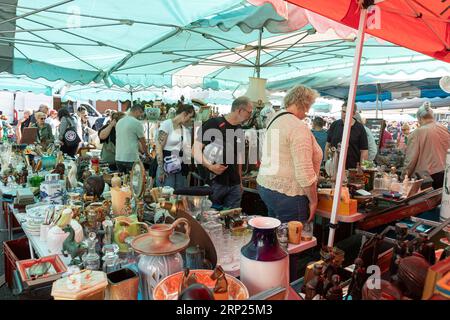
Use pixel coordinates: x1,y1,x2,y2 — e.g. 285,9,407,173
257,85,322,223
156,104,195,189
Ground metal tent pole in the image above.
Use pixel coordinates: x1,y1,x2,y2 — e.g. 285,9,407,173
255,28,263,78
327,8,368,248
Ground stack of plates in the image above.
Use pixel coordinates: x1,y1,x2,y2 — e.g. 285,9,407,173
22,221,41,236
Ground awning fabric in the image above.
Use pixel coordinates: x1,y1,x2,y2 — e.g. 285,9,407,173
286,0,450,63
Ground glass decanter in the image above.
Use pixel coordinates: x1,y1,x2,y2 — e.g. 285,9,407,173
82,232,100,270
102,243,121,273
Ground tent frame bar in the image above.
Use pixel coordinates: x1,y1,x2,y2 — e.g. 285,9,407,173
327,8,368,248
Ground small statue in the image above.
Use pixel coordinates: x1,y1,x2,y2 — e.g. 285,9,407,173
305,263,325,300
52,162,65,180
136,200,145,222
62,224,86,266
322,247,340,293
325,274,343,300
415,233,436,266
179,268,198,296
83,175,105,200
210,266,228,300
346,257,367,300
123,197,132,216
67,161,78,190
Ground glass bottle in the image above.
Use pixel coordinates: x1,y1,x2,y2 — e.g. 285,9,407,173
102,219,113,245
102,243,121,273
82,232,100,270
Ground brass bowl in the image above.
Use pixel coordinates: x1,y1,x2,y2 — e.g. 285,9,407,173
153,269,249,300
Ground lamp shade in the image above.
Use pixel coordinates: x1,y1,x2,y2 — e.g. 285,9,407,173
439,76,450,94
244,77,269,104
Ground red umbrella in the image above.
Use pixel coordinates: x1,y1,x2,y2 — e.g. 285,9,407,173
287,0,450,62
274,0,450,247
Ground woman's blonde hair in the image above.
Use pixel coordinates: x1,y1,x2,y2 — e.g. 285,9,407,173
283,85,319,112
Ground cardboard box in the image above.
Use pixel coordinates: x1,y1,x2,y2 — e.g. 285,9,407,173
317,194,358,216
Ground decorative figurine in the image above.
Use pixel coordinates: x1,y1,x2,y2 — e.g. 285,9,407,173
123,197,132,216
67,161,78,190
136,200,145,222
62,224,86,266
83,175,105,200
322,247,340,293
346,257,367,300
305,263,325,300
210,266,228,300
52,163,65,180
415,233,436,266
179,268,198,296
325,274,343,300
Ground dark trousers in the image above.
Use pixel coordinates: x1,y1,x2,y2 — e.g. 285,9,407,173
116,161,134,174
257,184,310,282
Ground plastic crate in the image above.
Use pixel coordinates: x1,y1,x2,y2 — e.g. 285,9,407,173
3,237,32,288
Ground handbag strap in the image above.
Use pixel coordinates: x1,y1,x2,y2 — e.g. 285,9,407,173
266,111,293,130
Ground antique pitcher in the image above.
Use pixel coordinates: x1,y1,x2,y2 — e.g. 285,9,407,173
113,215,149,253
131,218,190,300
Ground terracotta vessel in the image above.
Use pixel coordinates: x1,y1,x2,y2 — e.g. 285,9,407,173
107,268,139,300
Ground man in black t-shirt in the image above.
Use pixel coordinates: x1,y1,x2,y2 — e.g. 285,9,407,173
193,97,253,209
325,104,369,169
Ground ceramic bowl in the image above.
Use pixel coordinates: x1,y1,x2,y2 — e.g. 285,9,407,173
153,269,249,300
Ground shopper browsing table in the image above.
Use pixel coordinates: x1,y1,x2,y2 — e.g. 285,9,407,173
325,104,368,169
403,104,450,189
98,112,126,171
115,104,149,174
257,85,322,223
192,96,252,209
31,111,54,148
156,104,195,189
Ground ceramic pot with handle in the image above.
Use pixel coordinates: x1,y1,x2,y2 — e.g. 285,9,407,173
132,218,191,300
113,216,149,253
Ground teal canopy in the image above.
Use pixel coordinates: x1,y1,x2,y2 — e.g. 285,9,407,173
0,1,449,94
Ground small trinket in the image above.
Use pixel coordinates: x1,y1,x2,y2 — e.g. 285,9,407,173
210,266,228,300
179,268,198,296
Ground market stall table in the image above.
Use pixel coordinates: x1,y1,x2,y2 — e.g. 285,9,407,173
9,203,71,266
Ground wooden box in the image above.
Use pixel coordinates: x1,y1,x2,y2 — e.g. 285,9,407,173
16,255,67,288
422,256,450,300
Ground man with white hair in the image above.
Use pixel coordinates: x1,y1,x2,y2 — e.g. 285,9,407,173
403,102,450,188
